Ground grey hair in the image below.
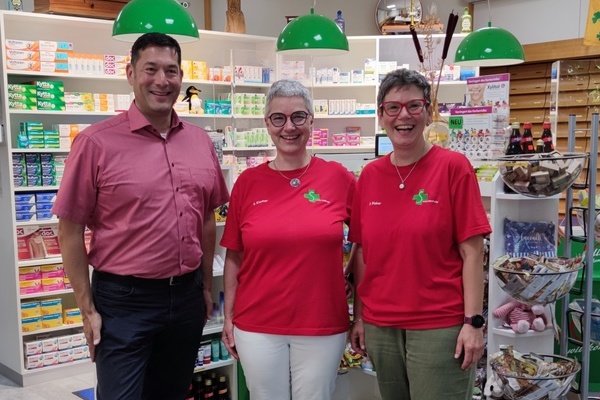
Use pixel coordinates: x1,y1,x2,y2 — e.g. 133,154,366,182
377,69,431,109
265,79,313,116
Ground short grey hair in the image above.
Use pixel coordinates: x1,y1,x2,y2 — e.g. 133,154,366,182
265,79,313,116
377,69,431,109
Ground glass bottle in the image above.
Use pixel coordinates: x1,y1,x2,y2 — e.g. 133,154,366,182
504,122,522,193
506,122,522,155
204,379,215,399
521,122,535,154
193,374,205,400
541,122,555,152
335,10,345,33
217,375,231,400
460,7,472,33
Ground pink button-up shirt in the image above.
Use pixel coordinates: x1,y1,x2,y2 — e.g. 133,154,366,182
52,102,230,278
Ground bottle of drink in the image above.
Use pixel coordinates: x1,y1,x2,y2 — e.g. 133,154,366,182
506,122,522,155
185,383,195,400
193,374,205,400
504,122,522,194
217,375,231,400
204,379,215,399
335,10,345,33
521,122,535,153
541,122,555,152
460,7,472,33
536,138,545,153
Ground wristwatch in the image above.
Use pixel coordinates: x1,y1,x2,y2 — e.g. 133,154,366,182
464,314,485,328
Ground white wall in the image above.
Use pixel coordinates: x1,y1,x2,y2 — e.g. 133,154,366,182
472,0,588,45
0,0,588,45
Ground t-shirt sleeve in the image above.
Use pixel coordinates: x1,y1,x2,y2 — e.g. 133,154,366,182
219,173,244,251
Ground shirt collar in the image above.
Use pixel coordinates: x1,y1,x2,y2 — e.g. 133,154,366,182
128,101,184,136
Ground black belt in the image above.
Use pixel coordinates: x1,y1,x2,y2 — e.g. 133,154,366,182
94,269,198,287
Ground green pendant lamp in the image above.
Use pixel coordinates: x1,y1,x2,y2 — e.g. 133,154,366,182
112,0,199,43
454,1,524,66
277,7,349,56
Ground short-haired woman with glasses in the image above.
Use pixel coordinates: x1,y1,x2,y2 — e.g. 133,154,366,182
348,69,491,400
220,79,356,400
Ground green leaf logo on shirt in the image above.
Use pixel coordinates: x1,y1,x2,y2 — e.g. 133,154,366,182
304,189,321,203
413,189,428,205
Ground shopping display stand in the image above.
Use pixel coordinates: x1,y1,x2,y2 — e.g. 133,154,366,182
561,113,599,399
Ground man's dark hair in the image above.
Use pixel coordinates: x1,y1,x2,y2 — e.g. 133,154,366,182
130,32,182,67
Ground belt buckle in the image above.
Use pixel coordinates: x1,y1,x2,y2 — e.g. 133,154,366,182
169,276,180,286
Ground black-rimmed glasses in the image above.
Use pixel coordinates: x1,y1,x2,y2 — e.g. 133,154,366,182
381,99,429,117
268,111,310,127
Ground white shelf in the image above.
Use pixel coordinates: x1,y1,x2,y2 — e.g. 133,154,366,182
203,324,224,335
223,146,275,152
15,186,60,192
314,114,375,119
22,323,83,336
18,257,63,267
491,326,555,338
494,192,562,200
308,146,374,154
20,289,73,300
16,220,58,227
11,148,69,153
193,358,235,373
22,358,92,376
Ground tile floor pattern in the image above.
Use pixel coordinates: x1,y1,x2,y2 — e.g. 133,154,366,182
0,371,95,400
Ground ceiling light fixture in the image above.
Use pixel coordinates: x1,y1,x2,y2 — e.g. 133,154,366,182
276,1,349,56
454,0,524,66
112,0,199,43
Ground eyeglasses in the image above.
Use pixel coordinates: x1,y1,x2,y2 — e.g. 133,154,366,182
381,99,429,117
268,111,310,127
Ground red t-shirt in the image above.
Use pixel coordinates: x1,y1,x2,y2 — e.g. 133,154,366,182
52,102,230,278
349,146,491,329
220,157,355,335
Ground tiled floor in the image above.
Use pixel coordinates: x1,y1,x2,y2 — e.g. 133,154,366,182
0,371,94,400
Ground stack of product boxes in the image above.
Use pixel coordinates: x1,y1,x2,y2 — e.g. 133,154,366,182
310,128,329,147
12,152,64,189
331,127,361,147
7,83,36,111
14,190,57,223
4,39,73,74
23,330,89,370
18,261,68,296
34,80,65,112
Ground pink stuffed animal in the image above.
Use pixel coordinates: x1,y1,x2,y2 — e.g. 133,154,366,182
493,300,547,334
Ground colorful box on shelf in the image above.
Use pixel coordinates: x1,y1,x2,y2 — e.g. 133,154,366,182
21,301,41,318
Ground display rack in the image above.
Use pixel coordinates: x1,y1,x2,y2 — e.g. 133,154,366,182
560,113,599,400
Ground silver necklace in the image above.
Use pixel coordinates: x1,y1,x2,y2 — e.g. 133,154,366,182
272,157,312,188
393,155,420,190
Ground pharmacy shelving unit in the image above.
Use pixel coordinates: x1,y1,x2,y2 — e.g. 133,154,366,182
0,10,258,388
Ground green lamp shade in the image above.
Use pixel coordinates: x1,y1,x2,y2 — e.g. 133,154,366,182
277,8,349,56
112,0,199,43
454,25,525,67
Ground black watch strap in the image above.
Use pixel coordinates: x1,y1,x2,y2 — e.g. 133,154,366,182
464,314,485,328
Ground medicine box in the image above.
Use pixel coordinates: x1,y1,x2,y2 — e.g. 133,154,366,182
41,298,62,315
42,337,58,353
21,316,42,332
25,354,44,369
21,301,41,318
63,308,82,325
41,313,63,329
23,340,43,356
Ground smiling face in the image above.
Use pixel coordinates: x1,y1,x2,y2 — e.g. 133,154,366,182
126,45,183,129
378,85,432,150
265,96,313,157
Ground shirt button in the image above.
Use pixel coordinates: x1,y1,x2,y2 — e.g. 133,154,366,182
180,212,183,217
176,187,179,192
171,163,175,167
181,237,185,242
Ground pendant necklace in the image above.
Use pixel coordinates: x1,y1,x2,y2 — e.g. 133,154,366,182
272,157,312,188
393,154,420,190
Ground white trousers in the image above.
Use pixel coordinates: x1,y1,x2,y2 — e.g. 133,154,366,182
234,327,347,400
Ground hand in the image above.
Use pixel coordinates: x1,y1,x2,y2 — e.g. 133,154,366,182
454,325,484,370
83,311,102,362
221,318,238,360
203,288,213,322
349,320,367,357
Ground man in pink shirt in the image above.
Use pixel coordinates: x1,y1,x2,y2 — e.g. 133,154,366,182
52,33,229,400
